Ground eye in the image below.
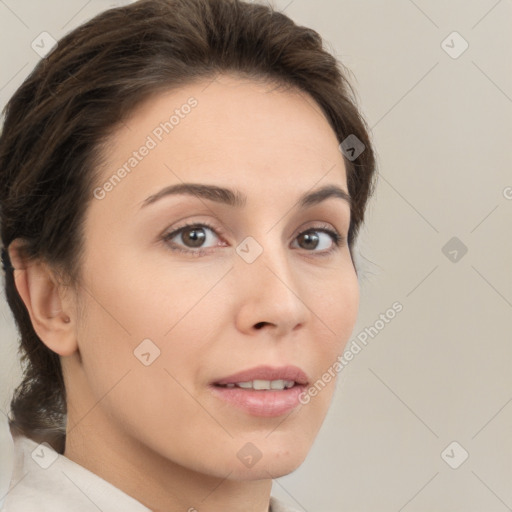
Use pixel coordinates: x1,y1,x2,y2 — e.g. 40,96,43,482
162,222,223,254
161,221,344,256
292,225,344,254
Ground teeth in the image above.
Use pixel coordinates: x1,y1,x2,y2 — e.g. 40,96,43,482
253,379,271,390
271,380,286,390
222,379,296,390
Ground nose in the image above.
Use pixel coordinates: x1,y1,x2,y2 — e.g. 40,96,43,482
233,238,310,338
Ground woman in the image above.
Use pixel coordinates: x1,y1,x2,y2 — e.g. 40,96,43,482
0,0,376,510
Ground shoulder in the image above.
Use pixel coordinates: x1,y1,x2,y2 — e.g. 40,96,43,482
0,429,150,512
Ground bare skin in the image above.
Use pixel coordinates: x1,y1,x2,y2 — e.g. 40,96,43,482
10,73,359,512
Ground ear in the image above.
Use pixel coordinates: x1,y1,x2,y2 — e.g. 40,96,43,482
8,239,78,357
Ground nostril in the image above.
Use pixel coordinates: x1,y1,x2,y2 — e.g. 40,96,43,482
254,322,267,329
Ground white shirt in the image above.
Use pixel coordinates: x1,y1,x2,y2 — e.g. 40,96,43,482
0,427,300,512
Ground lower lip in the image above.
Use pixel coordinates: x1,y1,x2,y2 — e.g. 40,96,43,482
209,384,306,417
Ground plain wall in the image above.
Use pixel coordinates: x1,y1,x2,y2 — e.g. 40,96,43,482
1,1,511,511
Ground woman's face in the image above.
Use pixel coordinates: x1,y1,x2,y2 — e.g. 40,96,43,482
66,74,359,480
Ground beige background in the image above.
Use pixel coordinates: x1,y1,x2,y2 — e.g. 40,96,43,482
1,1,511,511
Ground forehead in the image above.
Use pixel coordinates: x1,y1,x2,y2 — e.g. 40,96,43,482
93,74,348,210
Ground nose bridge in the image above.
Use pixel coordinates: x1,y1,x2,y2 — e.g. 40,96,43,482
236,232,294,290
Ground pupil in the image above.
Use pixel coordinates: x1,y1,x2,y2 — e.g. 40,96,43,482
300,231,318,250
184,227,206,247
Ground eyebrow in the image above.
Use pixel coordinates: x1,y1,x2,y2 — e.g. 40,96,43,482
140,182,352,210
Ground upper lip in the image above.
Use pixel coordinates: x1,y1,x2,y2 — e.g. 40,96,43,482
213,365,309,386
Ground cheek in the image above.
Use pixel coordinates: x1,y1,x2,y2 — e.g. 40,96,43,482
310,264,360,348
91,245,230,337
73,281,210,448
72,251,223,415
302,267,359,402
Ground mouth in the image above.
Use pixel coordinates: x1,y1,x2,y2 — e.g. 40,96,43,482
212,364,309,387
209,365,309,417
214,379,299,391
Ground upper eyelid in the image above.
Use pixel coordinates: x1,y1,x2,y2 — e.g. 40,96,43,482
164,220,226,240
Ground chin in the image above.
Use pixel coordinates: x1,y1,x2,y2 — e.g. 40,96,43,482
263,455,307,479
226,463,305,482
223,447,309,481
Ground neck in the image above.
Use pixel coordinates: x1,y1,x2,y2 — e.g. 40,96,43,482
64,411,273,512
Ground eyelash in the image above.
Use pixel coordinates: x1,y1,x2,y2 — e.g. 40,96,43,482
161,221,345,257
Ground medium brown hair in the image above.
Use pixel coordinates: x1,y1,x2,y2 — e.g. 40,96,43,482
0,0,377,454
